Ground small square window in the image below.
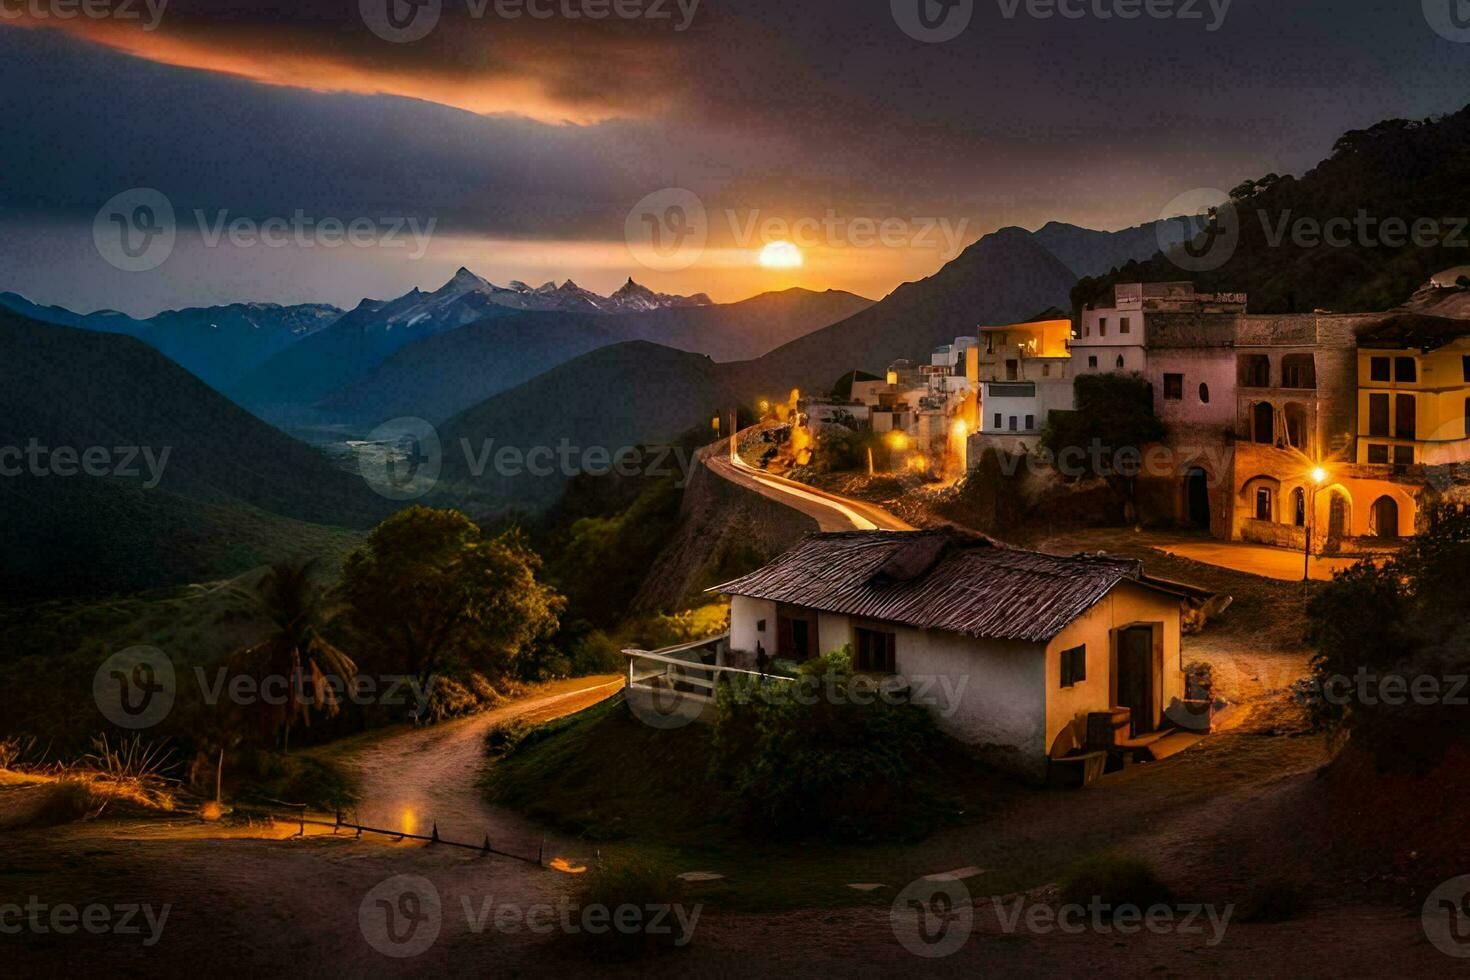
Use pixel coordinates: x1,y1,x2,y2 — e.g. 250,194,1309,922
1393,444,1414,466
1008,416,1018,431
1025,414,1035,430
1121,317,1131,334
1367,443,1389,464
1163,373,1184,400
1463,355,1470,383
994,413,1002,429
1395,357,1417,382
1370,357,1391,382
1060,645,1086,688
1088,356,1098,369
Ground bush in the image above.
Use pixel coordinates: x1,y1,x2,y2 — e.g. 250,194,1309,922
484,718,533,759
708,648,961,841
572,858,692,959
1061,853,1175,912
232,747,358,810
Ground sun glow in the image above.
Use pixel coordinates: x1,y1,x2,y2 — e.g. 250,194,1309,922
758,240,804,269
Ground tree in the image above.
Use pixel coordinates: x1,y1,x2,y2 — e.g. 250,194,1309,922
1040,372,1165,526
229,558,356,752
341,508,564,697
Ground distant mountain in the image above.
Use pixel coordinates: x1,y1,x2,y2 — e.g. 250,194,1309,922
233,268,715,409
435,227,1079,513
1032,219,1191,278
0,311,388,598
316,287,873,426
1076,105,1470,314
0,292,341,391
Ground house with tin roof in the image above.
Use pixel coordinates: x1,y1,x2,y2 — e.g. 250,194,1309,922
713,530,1203,779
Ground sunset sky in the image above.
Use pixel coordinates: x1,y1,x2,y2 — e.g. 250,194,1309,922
3,0,1469,315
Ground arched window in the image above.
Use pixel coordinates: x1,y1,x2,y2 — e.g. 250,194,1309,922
1252,402,1275,444
1284,403,1309,450
1199,383,1210,404
1115,355,1125,369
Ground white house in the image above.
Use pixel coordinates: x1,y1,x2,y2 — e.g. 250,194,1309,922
714,530,1198,779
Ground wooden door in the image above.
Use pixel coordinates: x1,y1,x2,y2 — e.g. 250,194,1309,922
1117,627,1155,736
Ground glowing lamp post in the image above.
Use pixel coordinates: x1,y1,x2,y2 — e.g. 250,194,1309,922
1303,466,1328,583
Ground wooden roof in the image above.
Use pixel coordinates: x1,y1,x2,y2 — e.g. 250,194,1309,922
714,531,1194,643
1357,314,1470,352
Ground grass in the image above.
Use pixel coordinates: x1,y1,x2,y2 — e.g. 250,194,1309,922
1060,853,1176,911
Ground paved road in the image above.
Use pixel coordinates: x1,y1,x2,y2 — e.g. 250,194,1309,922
1149,536,1357,582
705,437,913,532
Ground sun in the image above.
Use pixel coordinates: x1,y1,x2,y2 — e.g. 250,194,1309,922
758,240,804,269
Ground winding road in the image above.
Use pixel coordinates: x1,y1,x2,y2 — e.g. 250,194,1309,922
705,434,913,532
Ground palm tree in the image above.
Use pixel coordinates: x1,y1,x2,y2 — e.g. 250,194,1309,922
230,559,357,752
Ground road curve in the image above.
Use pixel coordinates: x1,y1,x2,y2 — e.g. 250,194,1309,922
705,435,913,532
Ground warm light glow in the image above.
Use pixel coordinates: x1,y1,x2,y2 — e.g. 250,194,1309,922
1312,466,1328,484
758,240,804,269
952,419,969,438
887,431,910,451
908,454,928,472
401,809,417,835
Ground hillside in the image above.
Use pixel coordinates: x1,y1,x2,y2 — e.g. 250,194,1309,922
1032,219,1190,278
0,292,341,391
0,312,388,598
316,287,873,427
1075,105,1470,313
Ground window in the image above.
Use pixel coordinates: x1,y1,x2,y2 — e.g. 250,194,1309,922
1395,357,1417,383
1396,393,1416,439
1252,402,1275,444
1292,487,1306,527
1463,356,1470,383
1099,318,1108,337
1163,373,1184,400
1008,416,1018,431
1368,393,1390,437
1466,397,1470,438
1255,487,1273,522
1120,317,1131,334
1060,645,1086,688
1199,382,1210,404
1370,357,1391,382
1282,354,1316,389
1088,356,1098,369
1239,354,1271,387
1042,363,1051,377
1367,443,1389,464
994,413,1002,430
1025,414,1035,430
854,627,896,674
1006,359,1019,380
1394,444,1415,467
1115,355,1125,369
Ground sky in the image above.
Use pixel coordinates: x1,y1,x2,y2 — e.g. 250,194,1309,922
1,0,1469,315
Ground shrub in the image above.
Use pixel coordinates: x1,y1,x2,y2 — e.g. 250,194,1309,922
572,858,692,959
484,719,533,759
1061,853,1175,912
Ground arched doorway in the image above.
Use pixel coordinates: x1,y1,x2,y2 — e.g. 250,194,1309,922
1325,491,1350,554
1372,496,1400,539
1185,468,1210,529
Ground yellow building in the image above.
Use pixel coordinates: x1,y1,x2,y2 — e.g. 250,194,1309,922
1355,315,1470,467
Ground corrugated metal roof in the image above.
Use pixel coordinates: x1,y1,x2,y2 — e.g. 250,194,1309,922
713,531,1187,643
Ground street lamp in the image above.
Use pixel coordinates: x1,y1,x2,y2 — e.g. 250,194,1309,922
1303,466,1328,582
